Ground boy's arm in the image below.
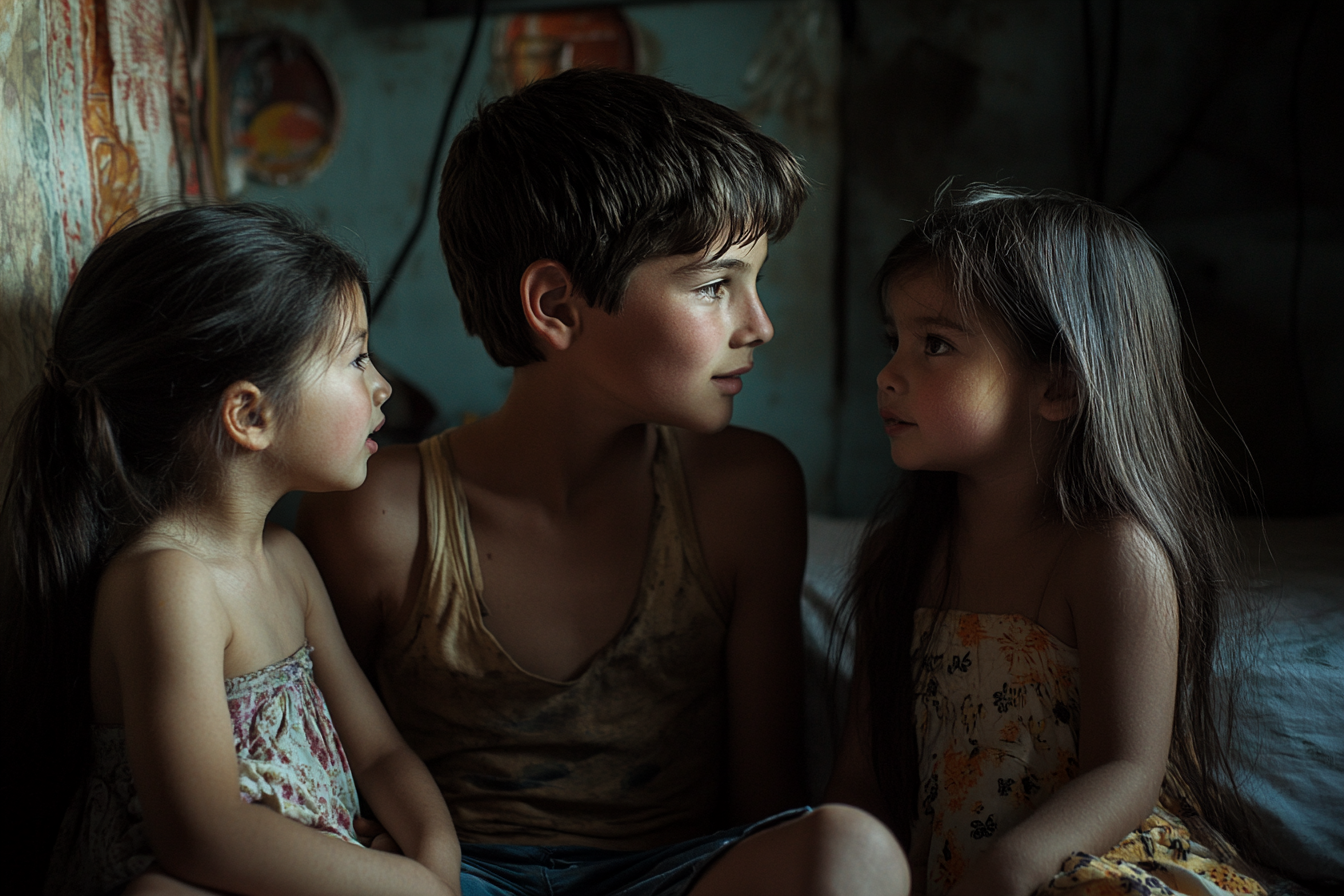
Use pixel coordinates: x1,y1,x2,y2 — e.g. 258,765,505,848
681,426,808,822
295,443,424,674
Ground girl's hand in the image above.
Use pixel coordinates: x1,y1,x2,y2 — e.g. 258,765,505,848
355,816,403,854
947,846,1041,896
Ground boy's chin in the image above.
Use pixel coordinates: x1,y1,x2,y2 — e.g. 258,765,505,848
663,407,735,436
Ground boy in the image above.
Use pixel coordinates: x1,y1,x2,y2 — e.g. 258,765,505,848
298,69,907,896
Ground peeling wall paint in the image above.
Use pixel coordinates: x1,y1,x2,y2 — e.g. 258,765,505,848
213,0,1342,516
216,0,845,509
835,0,1342,515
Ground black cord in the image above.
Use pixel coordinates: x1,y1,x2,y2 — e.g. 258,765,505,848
371,0,487,320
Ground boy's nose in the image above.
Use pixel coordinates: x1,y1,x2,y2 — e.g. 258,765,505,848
734,292,774,347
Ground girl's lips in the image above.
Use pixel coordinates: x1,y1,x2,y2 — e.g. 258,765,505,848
880,411,914,435
367,418,385,452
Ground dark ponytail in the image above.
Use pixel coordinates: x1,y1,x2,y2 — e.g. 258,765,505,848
0,202,368,885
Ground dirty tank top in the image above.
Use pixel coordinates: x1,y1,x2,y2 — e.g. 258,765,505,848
375,425,731,850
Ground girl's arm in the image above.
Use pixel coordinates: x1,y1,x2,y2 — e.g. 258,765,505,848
279,528,461,888
949,522,1178,896
104,547,455,896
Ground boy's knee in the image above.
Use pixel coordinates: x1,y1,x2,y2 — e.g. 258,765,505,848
124,869,219,896
800,804,910,895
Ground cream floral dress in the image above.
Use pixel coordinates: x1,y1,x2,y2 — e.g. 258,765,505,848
45,643,361,896
910,609,1264,896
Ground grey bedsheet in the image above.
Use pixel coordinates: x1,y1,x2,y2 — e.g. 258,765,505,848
801,514,1344,886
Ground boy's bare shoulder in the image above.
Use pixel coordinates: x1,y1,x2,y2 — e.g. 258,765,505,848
675,425,806,588
297,442,422,560
675,424,803,495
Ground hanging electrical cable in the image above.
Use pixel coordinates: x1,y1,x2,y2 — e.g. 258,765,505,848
371,0,486,320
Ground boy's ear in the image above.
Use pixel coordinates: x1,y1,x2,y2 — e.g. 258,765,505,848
220,380,276,451
1038,368,1079,422
520,259,583,352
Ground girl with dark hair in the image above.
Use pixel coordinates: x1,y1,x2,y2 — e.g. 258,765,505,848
826,188,1266,896
1,204,460,896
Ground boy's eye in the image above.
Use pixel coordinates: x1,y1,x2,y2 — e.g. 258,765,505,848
695,280,727,301
925,335,952,356
884,332,900,353
352,351,371,370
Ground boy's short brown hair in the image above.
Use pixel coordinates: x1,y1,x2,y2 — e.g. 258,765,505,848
438,68,809,367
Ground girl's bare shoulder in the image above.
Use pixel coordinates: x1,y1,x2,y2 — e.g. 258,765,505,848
95,539,232,648
1057,517,1176,607
101,537,221,602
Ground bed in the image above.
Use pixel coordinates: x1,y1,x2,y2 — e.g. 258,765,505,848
800,513,1344,893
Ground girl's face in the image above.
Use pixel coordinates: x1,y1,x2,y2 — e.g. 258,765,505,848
877,271,1050,480
273,290,392,493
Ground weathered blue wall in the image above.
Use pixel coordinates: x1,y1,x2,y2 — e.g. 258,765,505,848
216,0,845,510
219,0,1342,517
833,0,1342,516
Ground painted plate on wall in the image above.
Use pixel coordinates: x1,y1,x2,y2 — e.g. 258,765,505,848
217,30,342,194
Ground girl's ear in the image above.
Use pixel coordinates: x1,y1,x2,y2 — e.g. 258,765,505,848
220,380,276,451
1039,368,1079,422
520,259,583,353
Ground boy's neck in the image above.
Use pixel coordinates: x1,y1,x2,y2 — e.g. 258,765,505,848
453,365,661,512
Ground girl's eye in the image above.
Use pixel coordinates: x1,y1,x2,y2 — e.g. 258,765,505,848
925,336,952,356
352,352,371,370
883,333,900,353
695,280,727,301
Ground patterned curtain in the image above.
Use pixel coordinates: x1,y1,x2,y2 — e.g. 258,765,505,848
0,0,218,471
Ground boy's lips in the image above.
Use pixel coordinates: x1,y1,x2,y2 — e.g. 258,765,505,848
712,364,752,395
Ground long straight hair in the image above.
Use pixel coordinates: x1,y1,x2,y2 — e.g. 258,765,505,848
836,186,1259,859
0,203,367,885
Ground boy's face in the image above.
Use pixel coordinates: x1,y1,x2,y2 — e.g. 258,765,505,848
576,235,772,434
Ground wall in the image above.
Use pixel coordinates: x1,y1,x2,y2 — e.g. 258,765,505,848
215,0,1343,517
214,0,846,510
834,0,1343,516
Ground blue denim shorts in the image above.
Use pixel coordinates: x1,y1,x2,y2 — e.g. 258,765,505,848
459,807,811,896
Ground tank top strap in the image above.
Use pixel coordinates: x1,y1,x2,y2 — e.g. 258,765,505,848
651,425,730,624
417,429,484,612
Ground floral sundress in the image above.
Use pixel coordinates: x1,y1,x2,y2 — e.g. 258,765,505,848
45,643,361,896
910,609,1264,896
